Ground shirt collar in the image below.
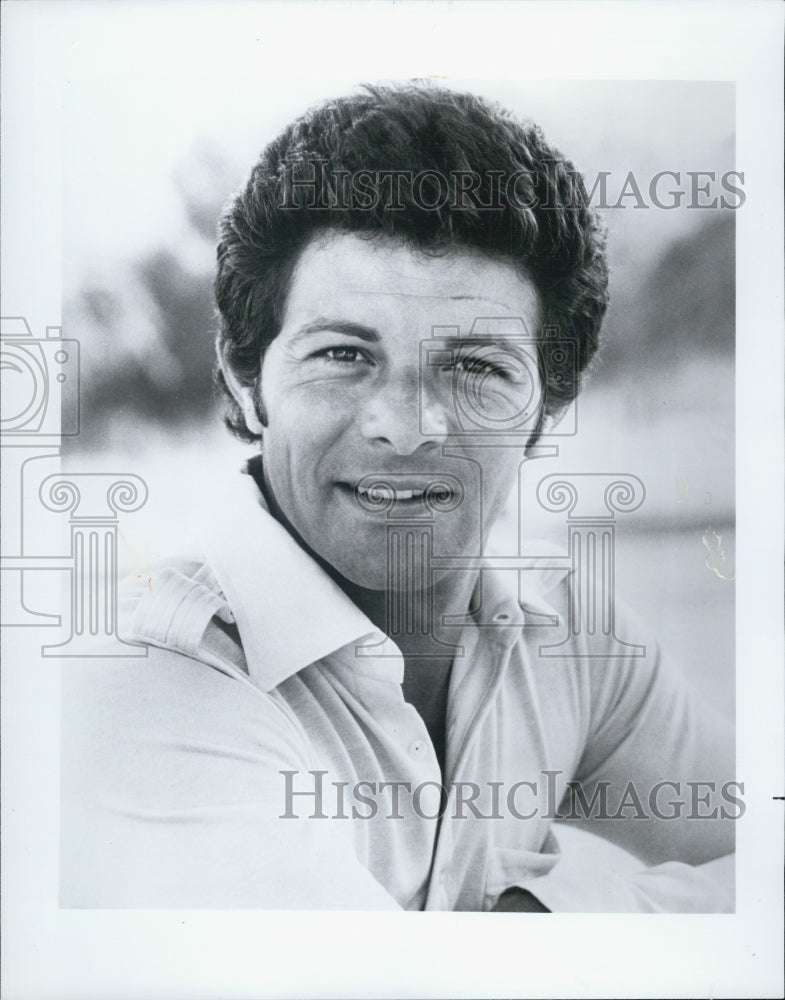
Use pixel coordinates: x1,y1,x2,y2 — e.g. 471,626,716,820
157,464,569,692
200,470,387,692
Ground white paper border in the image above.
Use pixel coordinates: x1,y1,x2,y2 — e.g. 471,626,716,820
2,2,783,997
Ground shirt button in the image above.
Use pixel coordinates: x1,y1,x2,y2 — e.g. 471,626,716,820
408,739,428,758
493,611,511,623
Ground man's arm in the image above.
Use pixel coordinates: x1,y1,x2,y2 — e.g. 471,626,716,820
492,888,551,912
510,602,737,912
61,646,400,909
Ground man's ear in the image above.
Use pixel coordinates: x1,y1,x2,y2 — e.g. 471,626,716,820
219,352,266,436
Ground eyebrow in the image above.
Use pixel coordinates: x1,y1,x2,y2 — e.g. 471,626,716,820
289,320,380,345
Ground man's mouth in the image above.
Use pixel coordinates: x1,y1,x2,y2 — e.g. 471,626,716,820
355,484,427,503
344,475,463,514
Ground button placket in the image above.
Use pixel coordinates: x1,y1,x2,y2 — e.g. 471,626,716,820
395,701,439,779
424,617,520,911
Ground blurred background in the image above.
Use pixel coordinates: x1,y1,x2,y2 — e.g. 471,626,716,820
61,78,735,717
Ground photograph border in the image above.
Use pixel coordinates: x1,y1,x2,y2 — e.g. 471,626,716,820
2,2,783,998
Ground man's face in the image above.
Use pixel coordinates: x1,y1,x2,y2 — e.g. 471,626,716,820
257,230,542,590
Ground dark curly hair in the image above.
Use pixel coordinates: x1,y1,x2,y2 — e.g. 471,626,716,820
214,83,609,441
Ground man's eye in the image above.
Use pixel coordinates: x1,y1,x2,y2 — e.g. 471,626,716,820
450,356,515,379
315,346,367,364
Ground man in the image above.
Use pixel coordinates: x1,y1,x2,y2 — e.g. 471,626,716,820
61,83,736,911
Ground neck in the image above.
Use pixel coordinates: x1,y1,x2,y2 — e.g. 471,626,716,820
336,567,479,660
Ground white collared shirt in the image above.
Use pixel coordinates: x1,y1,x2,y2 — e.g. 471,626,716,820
61,472,736,911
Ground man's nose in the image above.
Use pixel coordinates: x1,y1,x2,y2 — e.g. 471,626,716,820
359,370,450,455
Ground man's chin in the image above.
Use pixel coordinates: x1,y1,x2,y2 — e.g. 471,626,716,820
333,555,446,597
324,558,392,594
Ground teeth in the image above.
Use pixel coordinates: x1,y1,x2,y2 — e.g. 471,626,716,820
356,486,428,501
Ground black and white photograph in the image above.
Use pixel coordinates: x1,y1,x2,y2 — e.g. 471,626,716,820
2,2,783,998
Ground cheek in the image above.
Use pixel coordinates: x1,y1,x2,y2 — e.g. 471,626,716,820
262,387,355,473
264,363,362,423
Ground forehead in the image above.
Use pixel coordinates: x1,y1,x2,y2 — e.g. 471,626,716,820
281,230,541,336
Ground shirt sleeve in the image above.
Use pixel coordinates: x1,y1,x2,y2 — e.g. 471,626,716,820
517,600,737,912
60,646,401,909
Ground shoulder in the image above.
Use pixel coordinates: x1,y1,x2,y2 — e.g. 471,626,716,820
517,558,666,674
72,551,315,755
121,555,233,650
61,641,310,767
116,553,267,689
514,562,679,727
